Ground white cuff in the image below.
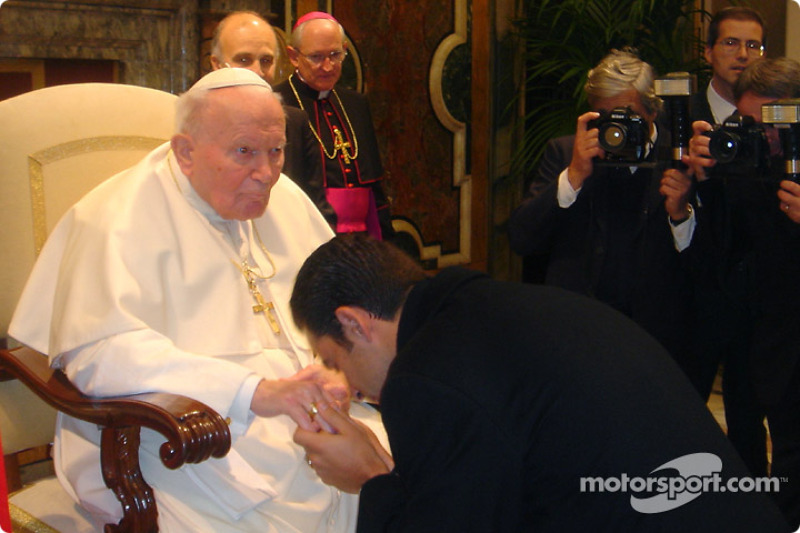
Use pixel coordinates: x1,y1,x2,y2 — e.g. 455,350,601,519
557,168,581,208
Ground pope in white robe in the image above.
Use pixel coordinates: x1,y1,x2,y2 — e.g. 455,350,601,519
8,68,386,532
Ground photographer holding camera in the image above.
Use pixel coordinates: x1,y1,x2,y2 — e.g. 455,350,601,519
687,57,800,529
508,49,702,393
678,5,770,495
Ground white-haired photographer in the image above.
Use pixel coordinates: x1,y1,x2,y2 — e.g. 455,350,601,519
508,48,702,396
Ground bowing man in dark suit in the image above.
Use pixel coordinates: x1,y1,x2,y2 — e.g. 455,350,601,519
508,49,702,393
274,12,395,241
210,11,335,223
289,234,789,533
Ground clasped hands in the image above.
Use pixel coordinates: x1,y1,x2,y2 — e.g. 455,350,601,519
250,364,393,493
295,401,394,493
250,363,351,432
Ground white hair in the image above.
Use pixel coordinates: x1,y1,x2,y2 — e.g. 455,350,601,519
584,49,662,116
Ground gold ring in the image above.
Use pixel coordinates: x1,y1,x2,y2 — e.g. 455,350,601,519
308,402,319,419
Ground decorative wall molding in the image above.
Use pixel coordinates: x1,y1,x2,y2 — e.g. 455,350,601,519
423,0,471,267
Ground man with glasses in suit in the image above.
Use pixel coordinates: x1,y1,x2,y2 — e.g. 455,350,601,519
689,6,768,481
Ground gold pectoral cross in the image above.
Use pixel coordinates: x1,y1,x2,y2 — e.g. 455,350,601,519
332,126,352,164
241,262,281,335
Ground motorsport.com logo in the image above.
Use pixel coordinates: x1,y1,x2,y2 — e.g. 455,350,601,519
580,453,782,513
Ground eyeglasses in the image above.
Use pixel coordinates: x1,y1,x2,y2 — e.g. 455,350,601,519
715,38,764,57
299,50,347,66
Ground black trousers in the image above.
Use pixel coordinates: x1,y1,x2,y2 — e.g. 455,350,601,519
764,367,800,530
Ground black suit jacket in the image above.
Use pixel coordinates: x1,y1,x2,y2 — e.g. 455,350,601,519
282,105,335,223
694,166,800,406
690,90,715,124
358,267,788,532
507,132,697,377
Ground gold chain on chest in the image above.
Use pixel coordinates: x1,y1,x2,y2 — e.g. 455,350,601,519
288,74,359,162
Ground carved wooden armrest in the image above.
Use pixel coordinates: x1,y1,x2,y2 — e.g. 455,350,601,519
0,345,232,533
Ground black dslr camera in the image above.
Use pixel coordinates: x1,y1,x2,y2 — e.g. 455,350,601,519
589,106,649,165
762,99,800,184
703,113,770,176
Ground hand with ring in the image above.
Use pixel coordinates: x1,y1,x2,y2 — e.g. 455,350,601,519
250,378,331,432
778,179,800,223
284,364,352,414
307,401,337,433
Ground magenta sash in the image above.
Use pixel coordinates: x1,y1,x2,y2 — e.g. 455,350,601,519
325,187,382,240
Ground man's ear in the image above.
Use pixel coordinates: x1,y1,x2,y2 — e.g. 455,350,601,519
335,306,372,344
286,46,301,69
704,46,713,66
209,55,224,71
170,134,194,177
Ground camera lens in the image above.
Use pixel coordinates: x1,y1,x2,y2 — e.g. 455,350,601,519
709,131,740,164
599,123,627,152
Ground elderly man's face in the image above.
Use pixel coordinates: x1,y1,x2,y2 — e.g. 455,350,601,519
288,19,345,92
178,86,286,220
212,16,278,83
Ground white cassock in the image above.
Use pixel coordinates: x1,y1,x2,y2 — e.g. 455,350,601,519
9,142,386,532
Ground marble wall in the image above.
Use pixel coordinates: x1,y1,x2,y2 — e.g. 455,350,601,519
0,0,199,93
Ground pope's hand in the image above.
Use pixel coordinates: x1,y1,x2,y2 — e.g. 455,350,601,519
284,363,351,409
250,378,333,432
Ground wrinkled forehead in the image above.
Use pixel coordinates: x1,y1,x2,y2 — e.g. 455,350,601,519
590,89,642,112
225,20,277,50
298,19,344,48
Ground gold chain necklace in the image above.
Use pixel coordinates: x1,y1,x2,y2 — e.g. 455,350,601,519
288,73,359,162
228,224,281,335
167,150,281,334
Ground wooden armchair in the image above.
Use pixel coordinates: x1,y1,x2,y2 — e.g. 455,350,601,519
0,346,231,532
0,82,231,531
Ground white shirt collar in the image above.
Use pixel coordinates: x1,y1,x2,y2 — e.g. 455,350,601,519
706,81,736,124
